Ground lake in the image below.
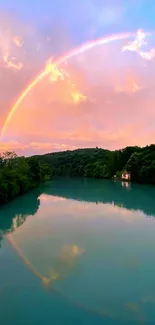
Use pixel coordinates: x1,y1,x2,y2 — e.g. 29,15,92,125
0,177,155,325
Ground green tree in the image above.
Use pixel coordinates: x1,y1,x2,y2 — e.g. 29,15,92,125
0,152,53,205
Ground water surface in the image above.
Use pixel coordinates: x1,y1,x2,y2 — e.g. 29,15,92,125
0,178,155,325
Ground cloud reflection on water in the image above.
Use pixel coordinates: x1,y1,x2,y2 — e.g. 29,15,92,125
1,178,155,323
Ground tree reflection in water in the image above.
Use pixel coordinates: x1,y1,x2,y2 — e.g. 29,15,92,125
0,177,155,287
1,178,155,323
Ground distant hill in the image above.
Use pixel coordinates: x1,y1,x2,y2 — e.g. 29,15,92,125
35,145,155,185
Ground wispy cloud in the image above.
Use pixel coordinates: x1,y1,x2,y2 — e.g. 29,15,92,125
122,29,155,61
139,48,155,60
0,140,78,155
122,29,148,52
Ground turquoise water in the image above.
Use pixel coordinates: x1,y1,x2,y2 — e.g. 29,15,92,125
0,178,155,324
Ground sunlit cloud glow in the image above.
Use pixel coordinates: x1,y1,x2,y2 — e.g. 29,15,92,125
0,14,155,155
122,29,155,62
122,29,149,53
13,36,24,48
139,48,155,60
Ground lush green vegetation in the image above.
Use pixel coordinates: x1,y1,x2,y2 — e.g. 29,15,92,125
1,144,155,205
0,151,52,205
36,144,155,184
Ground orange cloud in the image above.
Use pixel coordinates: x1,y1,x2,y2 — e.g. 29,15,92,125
1,17,155,154
0,140,78,155
0,140,28,153
115,71,141,94
0,10,73,127
29,142,77,151
13,36,24,48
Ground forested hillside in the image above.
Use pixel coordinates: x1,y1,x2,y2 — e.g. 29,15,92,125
1,144,155,205
35,145,155,184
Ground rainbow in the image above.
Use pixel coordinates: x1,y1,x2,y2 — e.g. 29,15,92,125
1,32,134,137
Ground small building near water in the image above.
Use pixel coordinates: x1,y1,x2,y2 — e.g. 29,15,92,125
121,171,131,181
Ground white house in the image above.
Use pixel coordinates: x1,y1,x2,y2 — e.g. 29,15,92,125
121,171,131,181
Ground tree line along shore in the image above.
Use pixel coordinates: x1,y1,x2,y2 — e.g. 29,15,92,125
1,144,155,205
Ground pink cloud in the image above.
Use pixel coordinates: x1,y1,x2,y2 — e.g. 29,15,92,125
0,14,155,155
0,140,78,156
0,140,28,153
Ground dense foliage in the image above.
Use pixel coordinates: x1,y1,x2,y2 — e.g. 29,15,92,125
1,144,155,205
36,144,155,184
0,151,52,204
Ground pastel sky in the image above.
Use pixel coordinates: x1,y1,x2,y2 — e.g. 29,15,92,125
1,0,155,155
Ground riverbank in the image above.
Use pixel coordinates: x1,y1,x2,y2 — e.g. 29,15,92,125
35,144,155,185
1,144,155,205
